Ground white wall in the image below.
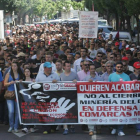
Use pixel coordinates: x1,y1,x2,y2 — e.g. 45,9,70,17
0,10,4,39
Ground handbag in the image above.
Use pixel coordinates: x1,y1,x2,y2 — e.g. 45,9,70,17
4,90,16,100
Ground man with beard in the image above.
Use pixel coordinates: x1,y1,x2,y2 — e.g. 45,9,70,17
108,61,130,136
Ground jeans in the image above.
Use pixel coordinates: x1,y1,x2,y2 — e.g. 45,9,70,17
88,125,101,132
113,125,124,133
136,124,140,132
0,101,8,122
7,100,19,129
88,125,94,132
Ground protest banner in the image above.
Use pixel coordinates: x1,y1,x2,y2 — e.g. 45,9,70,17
79,11,98,38
77,81,140,125
15,82,78,125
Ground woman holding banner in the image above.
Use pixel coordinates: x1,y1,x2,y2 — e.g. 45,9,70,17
4,62,23,133
22,68,35,133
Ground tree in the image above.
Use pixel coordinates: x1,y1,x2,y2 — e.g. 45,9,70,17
125,0,140,44
71,1,84,11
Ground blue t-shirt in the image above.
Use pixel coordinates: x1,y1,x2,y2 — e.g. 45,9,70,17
0,71,3,82
8,74,19,91
108,72,130,82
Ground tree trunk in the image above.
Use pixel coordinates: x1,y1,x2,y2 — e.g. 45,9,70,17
126,16,131,35
136,16,139,45
115,13,119,30
122,17,125,30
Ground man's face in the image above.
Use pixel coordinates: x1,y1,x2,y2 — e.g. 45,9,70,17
96,53,102,62
110,54,115,61
49,46,55,53
65,49,71,56
67,55,73,63
122,62,127,71
41,42,45,47
83,61,89,72
89,65,95,74
44,67,52,75
116,54,122,62
61,44,66,51
90,43,95,49
116,64,123,73
65,63,71,72
45,55,52,62
56,62,62,71
126,54,132,61
80,49,87,57
101,64,106,71
106,63,113,72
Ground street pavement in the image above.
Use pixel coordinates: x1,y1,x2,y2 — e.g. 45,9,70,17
0,124,140,140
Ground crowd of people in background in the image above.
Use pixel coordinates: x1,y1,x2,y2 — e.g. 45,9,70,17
0,22,140,136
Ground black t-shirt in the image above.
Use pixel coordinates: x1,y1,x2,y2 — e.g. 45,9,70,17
128,59,138,66
30,67,39,79
124,70,132,75
34,59,41,67
94,61,101,69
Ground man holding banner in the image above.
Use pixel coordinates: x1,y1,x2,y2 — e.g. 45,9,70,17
129,62,140,136
36,62,60,134
83,64,101,136
109,61,130,136
60,60,79,135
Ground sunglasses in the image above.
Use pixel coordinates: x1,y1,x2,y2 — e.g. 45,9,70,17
98,56,102,57
107,66,113,67
84,64,89,66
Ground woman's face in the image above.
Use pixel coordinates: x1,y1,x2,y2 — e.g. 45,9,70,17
24,69,30,77
12,63,18,71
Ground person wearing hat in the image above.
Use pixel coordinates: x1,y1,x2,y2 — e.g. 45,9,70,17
129,62,140,136
129,62,140,80
122,56,134,72
35,62,60,134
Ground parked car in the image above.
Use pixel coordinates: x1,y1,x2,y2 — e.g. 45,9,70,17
48,19,62,24
107,31,132,42
98,19,108,26
98,25,113,38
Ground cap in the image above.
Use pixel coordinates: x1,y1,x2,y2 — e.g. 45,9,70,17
16,52,25,57
43,62,52,68
108,41,112,45
126,48,130,51
115,42,119,46
122,56,128,61
133,62,140,69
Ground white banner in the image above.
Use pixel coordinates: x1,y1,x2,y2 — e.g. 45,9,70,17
77,82,140,125
79,11,98,38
